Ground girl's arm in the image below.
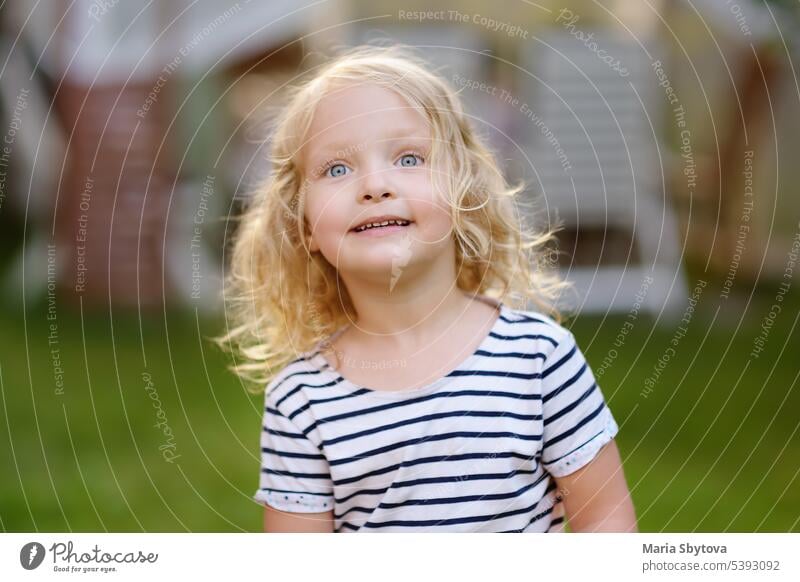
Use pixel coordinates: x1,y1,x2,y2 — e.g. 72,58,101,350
263,506,335,533
552,439,639,532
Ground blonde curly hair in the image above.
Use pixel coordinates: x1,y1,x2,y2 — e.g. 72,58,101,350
215,44,571,393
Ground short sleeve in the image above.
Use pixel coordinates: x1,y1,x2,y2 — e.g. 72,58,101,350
540,330,619,477
253,389,335,513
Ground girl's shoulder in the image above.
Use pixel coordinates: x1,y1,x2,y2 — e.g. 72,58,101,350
498,303,573,345
262,349,323,409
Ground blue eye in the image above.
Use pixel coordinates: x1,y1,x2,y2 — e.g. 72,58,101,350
325,163,349,178
398,153,422,167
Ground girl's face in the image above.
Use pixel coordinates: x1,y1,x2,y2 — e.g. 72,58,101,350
299,83,455,285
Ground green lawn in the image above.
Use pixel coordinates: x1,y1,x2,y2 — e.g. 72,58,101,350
1,286,798,532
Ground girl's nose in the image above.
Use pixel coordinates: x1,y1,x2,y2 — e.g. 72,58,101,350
359,167,396,202
361,191,394,202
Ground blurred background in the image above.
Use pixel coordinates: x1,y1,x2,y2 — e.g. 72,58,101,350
0,0,798,532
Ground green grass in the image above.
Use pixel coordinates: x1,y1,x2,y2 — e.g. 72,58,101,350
568,286,800,532
1,288,798,532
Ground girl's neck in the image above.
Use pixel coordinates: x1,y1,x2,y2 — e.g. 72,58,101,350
334,235,493,353
341,286,483,353
338,239,463,336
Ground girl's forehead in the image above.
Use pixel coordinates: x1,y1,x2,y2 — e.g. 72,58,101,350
300,83,433,164
311,83,425,129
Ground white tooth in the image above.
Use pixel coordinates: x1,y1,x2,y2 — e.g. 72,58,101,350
355,219,411,232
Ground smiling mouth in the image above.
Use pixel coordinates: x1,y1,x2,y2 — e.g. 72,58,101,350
351,219,413,233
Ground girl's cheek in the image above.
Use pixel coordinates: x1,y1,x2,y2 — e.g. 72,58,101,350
414,201,451,237
428,185,452,214
420,171,447,205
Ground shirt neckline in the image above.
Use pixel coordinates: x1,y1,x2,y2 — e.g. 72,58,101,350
308,297,506,400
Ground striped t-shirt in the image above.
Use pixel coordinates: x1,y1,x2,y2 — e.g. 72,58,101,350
254,298,619,532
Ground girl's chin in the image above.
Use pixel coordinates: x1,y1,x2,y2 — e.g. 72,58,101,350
346,256,408,267
338,254,416,273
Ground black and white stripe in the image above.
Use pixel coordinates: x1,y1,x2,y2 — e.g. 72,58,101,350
254,299,619,532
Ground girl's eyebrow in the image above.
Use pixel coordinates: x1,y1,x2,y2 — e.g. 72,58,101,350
309,128,429,162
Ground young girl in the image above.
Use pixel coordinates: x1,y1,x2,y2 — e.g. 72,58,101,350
217,45,637,533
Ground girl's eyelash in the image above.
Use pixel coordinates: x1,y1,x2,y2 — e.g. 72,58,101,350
398,150,426,163
318,159,338,176
317,148,426,177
